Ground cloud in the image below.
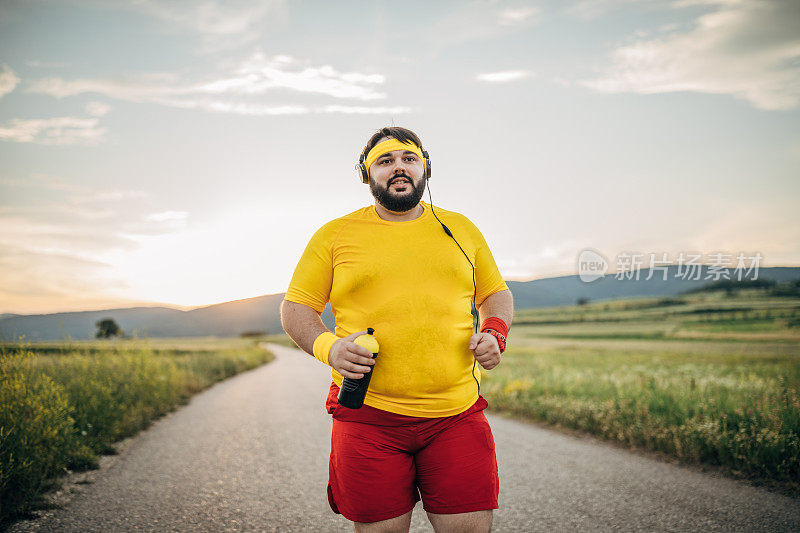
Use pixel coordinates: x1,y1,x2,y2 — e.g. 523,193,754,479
28,52,387,101
0,246,113,298
28,76,189,100
0,64,20,98
85,101,112,116
0,177,27,187
25,60,71,68
125,0,286,53
430,1,540,47
565,0,655,19
2,174,147,204
0,208,136,254
21,173,85,192
476,70,534,83
583,0,800,110
228,52,386,99
145,210,189,222
1,175,149,221
0,116,106,145
67,190,147,204
25,51,400,115
148,97,310,116
498,7,539,26
131,0,279,36
142,210,189,232
321,105,412,114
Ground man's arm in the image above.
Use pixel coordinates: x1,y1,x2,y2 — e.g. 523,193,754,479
469,289,514,370
280,299,330,355
280,299,375,379
477,289,513,327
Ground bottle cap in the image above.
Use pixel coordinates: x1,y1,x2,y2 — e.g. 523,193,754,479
354,328,379,354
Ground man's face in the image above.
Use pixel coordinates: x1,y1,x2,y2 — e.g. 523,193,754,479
367,138,426,213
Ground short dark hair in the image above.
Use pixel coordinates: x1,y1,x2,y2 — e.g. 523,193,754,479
361,126,424,160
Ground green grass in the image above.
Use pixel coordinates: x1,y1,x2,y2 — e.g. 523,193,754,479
513,291,800,342
680,318,792,333
483,289,800,493
0,339,274,526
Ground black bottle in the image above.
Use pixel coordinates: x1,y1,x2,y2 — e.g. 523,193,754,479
337,328,379,409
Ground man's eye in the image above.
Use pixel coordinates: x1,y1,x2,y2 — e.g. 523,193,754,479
405,156,417,162
379,159,390,164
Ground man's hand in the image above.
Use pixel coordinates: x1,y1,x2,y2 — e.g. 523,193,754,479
468,333,501,370
328,330,376,379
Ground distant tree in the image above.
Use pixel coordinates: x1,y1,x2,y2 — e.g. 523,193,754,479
239,330,267,338
657,297,686,307
95,318,122,339
576,297,590,306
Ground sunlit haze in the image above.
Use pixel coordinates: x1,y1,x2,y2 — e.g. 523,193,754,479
1,0,798,314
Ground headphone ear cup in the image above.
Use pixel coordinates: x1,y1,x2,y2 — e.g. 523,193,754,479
356,163,369,184
356,153,369,184
423,150,431,179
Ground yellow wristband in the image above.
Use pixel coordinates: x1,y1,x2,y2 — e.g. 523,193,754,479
312,331,339,365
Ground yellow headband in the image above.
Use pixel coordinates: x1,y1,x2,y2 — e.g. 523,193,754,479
364,138,426,176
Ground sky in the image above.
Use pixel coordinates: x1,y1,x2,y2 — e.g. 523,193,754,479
1,0,798,315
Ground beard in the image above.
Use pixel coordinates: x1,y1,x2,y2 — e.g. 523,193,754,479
369,174,427,213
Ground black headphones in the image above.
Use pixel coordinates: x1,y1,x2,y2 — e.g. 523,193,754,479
356,148,431,184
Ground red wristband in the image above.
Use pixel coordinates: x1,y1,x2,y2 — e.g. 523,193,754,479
480,317,508,338
480,317,509,354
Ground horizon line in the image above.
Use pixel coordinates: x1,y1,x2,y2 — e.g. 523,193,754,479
3,264,799,317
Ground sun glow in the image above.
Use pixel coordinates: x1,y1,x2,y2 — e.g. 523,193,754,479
108,206,306,308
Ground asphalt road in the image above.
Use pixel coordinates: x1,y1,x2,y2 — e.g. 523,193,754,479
10,344,800,532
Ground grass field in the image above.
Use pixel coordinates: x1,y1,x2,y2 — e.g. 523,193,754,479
0,338,274,526
512,290,800,342
481,289,800,493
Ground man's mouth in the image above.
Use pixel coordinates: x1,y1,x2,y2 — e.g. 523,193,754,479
390,177,411,188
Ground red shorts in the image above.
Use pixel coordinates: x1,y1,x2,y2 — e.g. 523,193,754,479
325,382,499,523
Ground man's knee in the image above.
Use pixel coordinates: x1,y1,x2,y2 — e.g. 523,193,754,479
426,509,493,533
353,509,413,533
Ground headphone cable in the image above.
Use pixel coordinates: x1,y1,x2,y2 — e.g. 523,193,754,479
425,182,481,398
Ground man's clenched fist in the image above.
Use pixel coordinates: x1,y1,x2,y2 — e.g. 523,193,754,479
468,333,501,370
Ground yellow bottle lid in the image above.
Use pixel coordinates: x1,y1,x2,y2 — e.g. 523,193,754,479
354,327,379,354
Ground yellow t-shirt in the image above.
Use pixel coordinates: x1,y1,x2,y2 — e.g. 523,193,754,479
284,201,509,417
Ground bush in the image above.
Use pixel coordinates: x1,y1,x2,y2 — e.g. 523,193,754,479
0,342,273,526
0,348,94,522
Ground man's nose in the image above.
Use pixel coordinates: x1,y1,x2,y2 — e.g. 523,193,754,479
392,160,407,174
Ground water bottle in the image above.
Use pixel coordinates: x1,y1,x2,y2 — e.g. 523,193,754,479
337,328,379,409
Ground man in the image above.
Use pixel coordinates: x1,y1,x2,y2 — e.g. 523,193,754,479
281,126,513,533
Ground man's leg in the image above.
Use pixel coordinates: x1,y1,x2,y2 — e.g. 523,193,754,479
426,510,492,533
415,409,498,530
328,415,418,525
354,509,413,533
